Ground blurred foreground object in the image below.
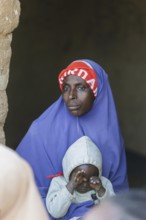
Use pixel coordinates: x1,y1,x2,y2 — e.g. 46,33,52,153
0,143,49,220
84,189,146,220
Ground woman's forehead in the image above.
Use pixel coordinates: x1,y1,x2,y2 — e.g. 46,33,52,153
63,75,87,85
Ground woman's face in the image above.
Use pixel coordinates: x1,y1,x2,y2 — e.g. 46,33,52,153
62,75,95,116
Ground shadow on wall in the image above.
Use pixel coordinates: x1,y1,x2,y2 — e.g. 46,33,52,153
127,150,146,188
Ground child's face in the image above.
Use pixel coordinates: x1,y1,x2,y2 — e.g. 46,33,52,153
70,164,99,193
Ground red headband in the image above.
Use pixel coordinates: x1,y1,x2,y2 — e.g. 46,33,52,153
58,61,98,97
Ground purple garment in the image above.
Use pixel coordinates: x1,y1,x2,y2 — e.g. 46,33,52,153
16,59,128,215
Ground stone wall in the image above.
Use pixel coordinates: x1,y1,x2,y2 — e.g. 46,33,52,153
0,0,20,144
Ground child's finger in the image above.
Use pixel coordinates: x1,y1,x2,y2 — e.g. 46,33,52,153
90,177,100,184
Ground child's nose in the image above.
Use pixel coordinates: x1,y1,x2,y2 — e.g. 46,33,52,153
82,181,88,187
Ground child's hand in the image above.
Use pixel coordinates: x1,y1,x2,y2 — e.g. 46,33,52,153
66,170,87,194
89,176,106,197
71,169,87,188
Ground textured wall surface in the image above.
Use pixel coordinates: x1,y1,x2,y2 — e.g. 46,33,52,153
4,0,146,158
0,0,20,144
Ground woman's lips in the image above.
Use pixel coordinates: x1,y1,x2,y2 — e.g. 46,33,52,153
68,105,80,111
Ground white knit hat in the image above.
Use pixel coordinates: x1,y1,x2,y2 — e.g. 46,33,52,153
62,136,102,182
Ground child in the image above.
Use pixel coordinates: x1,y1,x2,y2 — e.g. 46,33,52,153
46,136,115,220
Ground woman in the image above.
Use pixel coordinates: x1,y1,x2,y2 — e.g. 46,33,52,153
16,59,129,207
0,144,49,220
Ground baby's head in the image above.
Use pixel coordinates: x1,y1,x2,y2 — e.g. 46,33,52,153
62,136,102,182
69,164,99,193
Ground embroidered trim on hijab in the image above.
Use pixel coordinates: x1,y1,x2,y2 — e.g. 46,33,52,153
58,61,98,97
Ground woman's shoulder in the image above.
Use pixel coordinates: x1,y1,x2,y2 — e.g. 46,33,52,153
36,96,63,121
29,96,63,129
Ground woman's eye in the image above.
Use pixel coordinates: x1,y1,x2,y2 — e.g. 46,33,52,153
62,85,69,92
77,86,86,91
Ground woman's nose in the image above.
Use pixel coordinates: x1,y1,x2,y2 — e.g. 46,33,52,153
69,88,77,99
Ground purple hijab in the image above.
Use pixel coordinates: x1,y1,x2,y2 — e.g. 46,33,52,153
16,59,128,216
